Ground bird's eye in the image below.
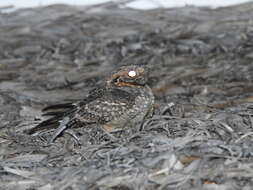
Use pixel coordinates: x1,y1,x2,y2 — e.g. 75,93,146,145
128,70,136,77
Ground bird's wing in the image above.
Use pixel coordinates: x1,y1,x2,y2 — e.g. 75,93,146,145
27,87,136,134
76,88,136,124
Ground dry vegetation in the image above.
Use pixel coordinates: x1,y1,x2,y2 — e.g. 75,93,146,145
0,2,253,190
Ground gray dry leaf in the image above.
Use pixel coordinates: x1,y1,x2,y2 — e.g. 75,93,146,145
0,2,253,190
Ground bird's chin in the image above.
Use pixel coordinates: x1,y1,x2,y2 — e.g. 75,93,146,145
113,81,146,87
109,77,147,87
132,79,147,86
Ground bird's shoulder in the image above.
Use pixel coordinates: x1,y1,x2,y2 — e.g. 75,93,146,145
78,85,137,108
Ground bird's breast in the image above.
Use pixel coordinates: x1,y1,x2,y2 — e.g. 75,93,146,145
106,85,154,129
130,85,154,118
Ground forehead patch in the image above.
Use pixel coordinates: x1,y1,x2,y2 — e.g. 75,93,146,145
128,70,136,77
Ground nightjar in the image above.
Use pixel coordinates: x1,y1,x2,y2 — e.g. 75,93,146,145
27,65,154,142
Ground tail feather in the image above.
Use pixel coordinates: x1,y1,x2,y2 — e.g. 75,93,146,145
26,119,60,134
42,103,75,112
27,102,76,135
42,111,65,117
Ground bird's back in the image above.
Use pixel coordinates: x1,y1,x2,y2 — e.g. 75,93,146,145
27,65,155,140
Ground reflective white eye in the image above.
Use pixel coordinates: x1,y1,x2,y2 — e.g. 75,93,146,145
128,70,136,77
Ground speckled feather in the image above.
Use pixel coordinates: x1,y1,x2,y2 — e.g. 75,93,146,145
27,65,154,137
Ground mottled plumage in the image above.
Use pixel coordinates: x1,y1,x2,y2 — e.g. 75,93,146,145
27,65,154,141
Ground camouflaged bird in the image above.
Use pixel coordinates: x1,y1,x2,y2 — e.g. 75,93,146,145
27,65,154,142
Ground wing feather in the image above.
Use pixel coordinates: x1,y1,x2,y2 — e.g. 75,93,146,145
27,87,136,134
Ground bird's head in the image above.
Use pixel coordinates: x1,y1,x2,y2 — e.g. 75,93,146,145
108,65,148,87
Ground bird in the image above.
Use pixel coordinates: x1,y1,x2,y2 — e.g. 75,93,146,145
27,65,154,142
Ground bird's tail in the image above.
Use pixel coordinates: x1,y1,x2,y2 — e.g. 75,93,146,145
26,103,75,134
